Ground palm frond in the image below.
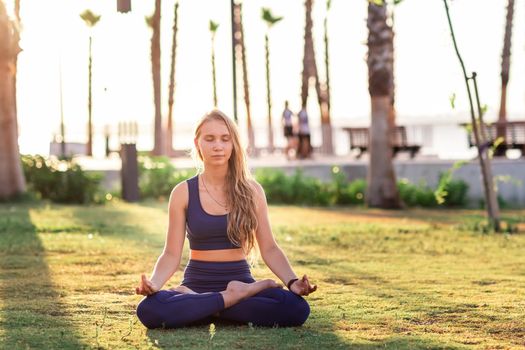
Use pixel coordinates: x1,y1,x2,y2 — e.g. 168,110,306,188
145,15,154,28
209,20,219,32
261,8,283,26
80,9,101,27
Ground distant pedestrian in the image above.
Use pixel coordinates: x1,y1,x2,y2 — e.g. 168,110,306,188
297,108,312,159
282,101,295,159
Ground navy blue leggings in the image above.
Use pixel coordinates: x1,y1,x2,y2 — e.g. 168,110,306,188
136,260,310,329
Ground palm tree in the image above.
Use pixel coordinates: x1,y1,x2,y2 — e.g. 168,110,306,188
386,2,397,134
80,9,101,157
261,8,283,153
301,0,333,155
209,20,219,107
323,0,332,128
233,3,255,155
166,1,179,156
496,0,515,156
0,1,26,199
366,1,402,208
13,0,20,133
146,0,163,156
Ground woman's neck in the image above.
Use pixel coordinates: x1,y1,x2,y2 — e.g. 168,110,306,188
201,167,228,187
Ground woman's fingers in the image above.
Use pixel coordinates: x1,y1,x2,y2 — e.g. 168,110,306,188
300,274,317,295
137,274,154,295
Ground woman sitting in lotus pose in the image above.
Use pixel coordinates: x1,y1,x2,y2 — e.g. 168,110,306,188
136,110,316,329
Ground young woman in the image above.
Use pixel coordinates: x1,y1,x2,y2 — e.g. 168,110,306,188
135,110,317,329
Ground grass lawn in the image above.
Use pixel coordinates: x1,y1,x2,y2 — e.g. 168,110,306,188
0,200,524,349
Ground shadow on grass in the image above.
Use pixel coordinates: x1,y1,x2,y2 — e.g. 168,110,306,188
143,321,463,349
0,204,85,348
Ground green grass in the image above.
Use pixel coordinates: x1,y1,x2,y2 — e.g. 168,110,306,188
0,201,524,349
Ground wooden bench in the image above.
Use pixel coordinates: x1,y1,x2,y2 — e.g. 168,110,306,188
342,126,421,159
462,121,525,156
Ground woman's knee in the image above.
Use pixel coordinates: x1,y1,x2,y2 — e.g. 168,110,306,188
286,293,310,326
136,295,165,329
265,289,311,326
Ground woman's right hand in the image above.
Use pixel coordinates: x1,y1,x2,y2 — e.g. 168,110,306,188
135,274,159,296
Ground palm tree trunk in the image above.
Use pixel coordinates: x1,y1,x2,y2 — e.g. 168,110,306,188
323,15,330,118
234,4,256,155
87,36,93,156
211,34,218,107
0,2,25,199
151,0,163,156
387,5,397,135
496,0,514,156
264,33,274,153
13,0,20,137
366,2,401,209
322,14,334,155
166,1,179,156
302,0,333,154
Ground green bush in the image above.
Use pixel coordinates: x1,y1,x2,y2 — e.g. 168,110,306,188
21,155,102,204
440,178,469,207
398,179,438,207
253,168,294,203
331,170,365,205
138,156,194,199
255,169,332,206
257,169,469,208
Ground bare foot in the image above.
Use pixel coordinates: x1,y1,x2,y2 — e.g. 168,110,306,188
221,279,280,308
169,285,197,294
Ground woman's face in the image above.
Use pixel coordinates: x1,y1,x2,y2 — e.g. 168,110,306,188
195,119,233,166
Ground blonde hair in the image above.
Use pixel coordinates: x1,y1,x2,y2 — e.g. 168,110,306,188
191,110,258,256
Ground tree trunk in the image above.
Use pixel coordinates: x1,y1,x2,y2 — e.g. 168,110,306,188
87,36,93,156
234,4,256,156
13,0,20,136
387,5,397,135
322,13,334,155
366,2,401,209
0,2,25,199
264,33,274,153
211,34,218,107
301,0,333,154
496,0,514,155
166,1,179,156
151,0,163,156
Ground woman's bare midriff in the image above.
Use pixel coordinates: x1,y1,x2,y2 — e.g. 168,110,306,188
190,248,245,262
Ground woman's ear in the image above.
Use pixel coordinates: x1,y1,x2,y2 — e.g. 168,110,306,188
194,138,203,159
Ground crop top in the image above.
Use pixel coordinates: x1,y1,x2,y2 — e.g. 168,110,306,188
185,175,240,250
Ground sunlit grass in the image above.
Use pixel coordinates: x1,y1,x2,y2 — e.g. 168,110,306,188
0,201,524,349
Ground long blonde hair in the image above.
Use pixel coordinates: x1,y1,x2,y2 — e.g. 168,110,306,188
192,110,258,255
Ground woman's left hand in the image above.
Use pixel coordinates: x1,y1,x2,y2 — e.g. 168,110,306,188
290,274,317,296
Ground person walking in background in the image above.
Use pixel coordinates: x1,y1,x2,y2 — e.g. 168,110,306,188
282,101,296,159
297,107,312,159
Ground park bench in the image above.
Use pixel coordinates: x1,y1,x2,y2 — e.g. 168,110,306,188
462,121,525,157
342,126,421,159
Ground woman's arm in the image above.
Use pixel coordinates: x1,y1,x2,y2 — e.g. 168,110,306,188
136,182,187,295
252,181,316,295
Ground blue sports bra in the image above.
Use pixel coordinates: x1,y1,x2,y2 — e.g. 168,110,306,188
185,175,240,250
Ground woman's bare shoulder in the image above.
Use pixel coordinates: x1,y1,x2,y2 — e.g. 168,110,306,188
169,179,189,211
248,178,266,201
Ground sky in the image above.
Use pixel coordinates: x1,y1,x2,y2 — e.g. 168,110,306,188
7,0,525,157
